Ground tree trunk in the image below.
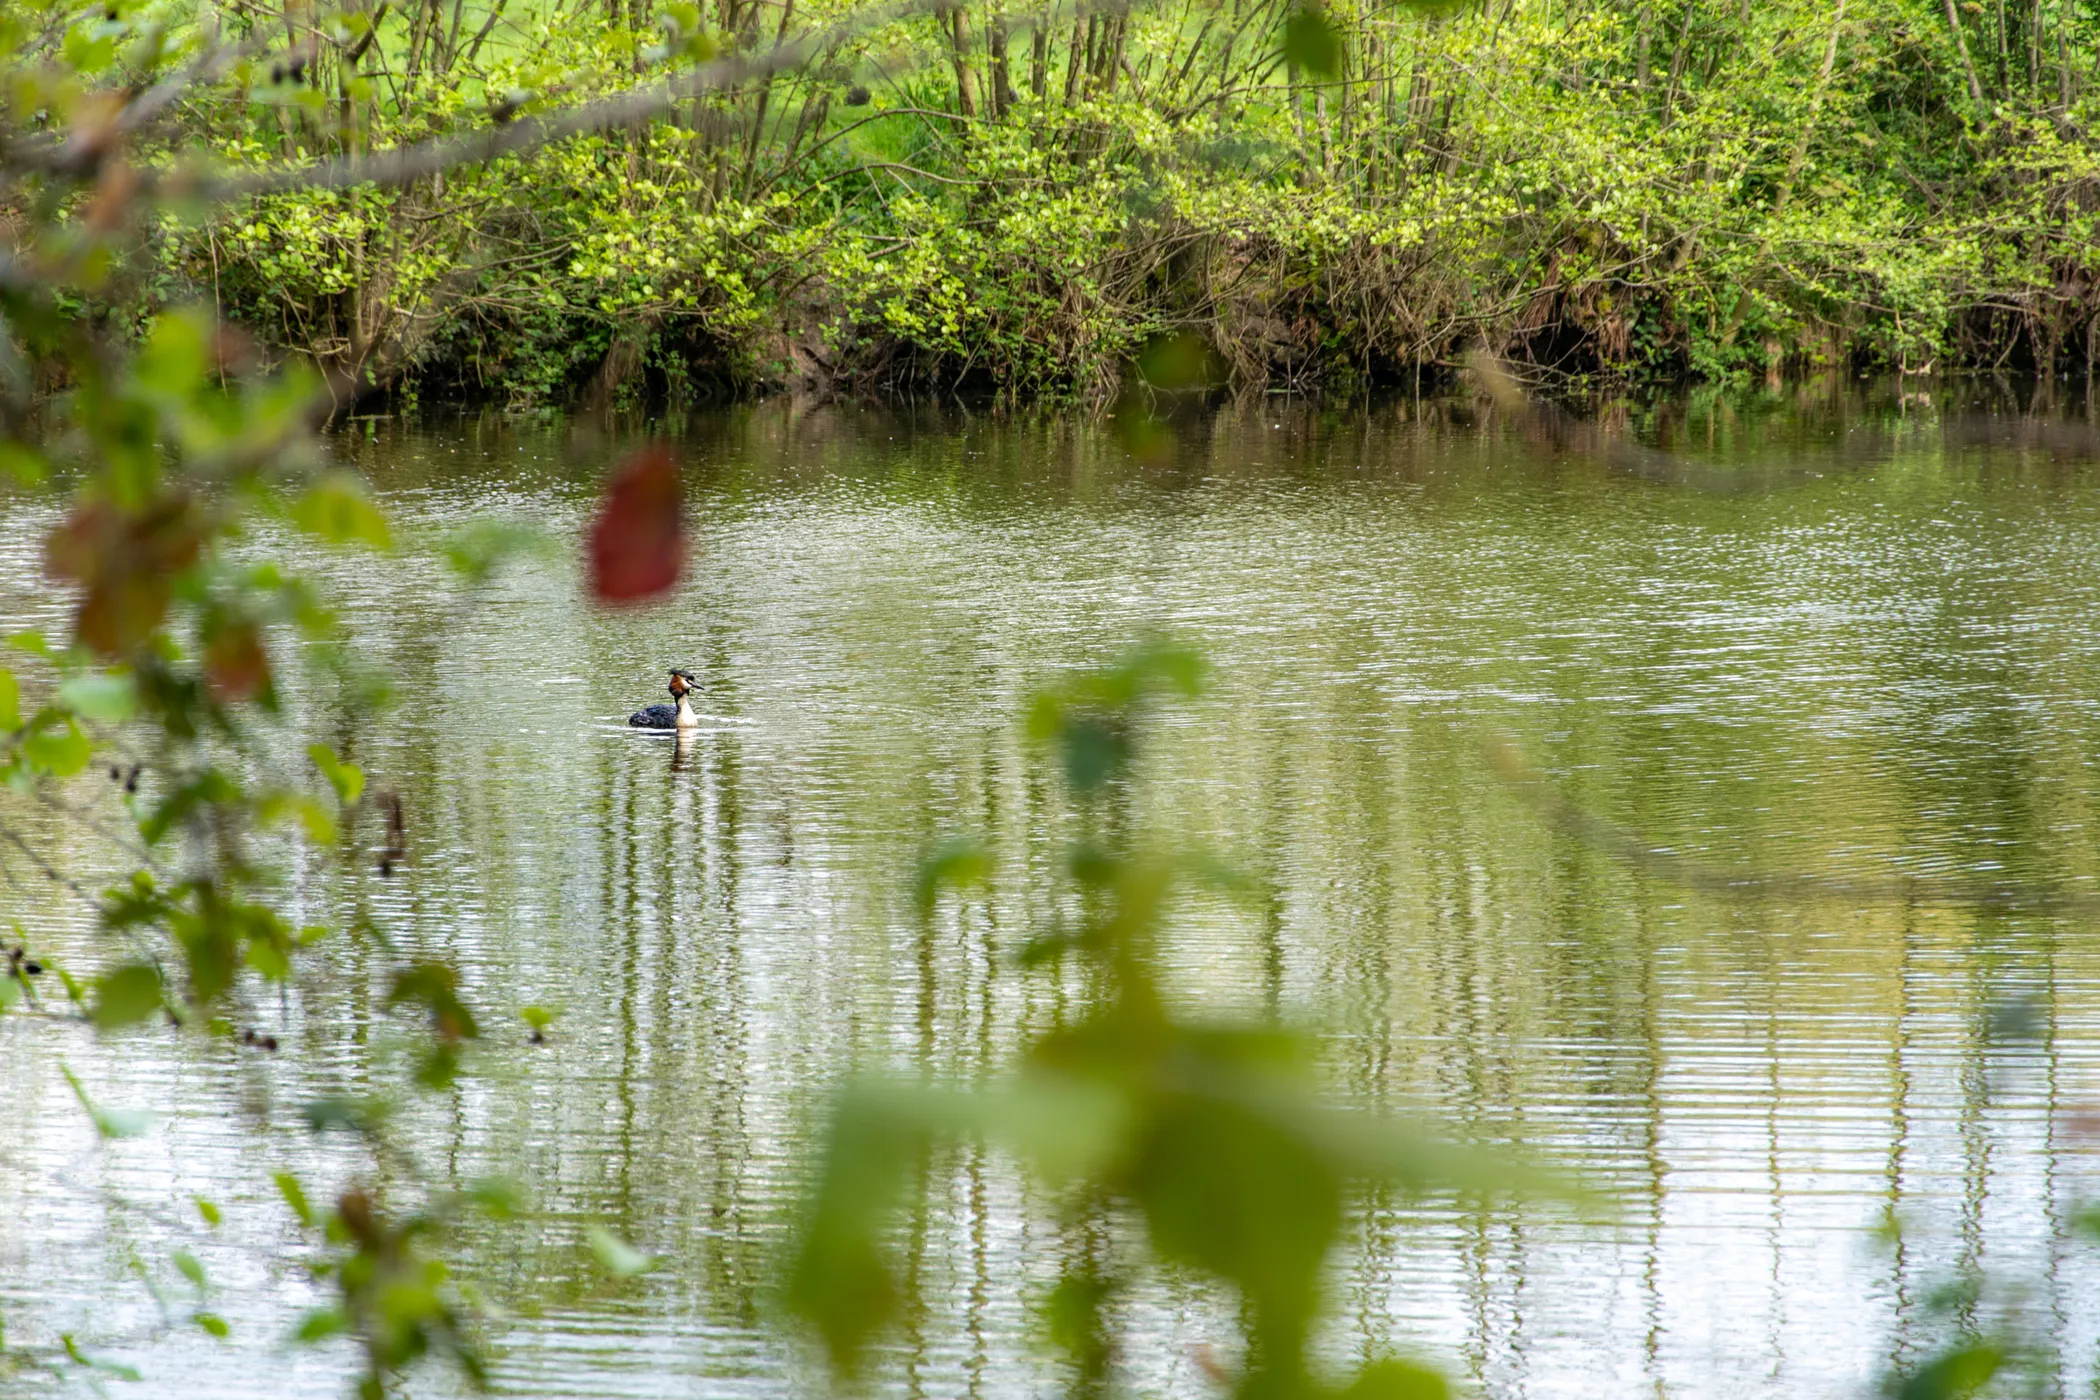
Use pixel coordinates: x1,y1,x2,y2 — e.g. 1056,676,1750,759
1030,12,1048,99
1774,0,1848,214
2060,19,2073,109
1064,14,1089,102
1662,0,1696,117
1943,0,1987,105
741,0,796,181
988,5,1012,116
1992,0,2009,98
1098,13,1127,94
1635,3,1652,91
948,4,981,118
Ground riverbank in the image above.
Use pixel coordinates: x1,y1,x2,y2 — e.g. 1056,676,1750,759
125,0,2100,408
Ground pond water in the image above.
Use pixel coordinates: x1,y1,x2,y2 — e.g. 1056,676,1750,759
7,388,2100,1399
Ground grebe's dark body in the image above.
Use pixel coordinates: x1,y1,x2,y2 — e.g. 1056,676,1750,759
630,669,700,729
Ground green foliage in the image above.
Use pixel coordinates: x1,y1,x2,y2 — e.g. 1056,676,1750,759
7,0,2093,401
519,1003,560,1045
786,644,1584,1396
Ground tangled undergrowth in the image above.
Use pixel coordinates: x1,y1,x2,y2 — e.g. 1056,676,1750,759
20,0,2100,405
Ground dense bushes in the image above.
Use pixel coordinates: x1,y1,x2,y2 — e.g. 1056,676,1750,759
81,0,2100,401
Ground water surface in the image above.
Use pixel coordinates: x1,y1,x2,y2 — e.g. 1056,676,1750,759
7,388,2100,1398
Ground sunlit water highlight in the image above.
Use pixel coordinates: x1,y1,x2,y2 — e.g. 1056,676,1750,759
6,389,2100,1398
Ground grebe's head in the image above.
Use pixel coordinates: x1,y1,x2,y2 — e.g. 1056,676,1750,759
668,668,696,697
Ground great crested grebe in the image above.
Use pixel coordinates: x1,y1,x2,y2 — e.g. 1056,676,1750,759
628,669,701,730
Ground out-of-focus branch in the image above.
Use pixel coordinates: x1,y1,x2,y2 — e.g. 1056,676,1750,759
1491,740,2100,916
0,35,246,177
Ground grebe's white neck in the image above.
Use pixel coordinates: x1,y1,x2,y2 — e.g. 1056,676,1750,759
674,690,700,730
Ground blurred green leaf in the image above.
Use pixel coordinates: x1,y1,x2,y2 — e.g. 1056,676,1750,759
61,1334,140,1381
1059,715,1128,794
275,1170,315,1227
1131,1088,1339,1347
0,666,18,728
22,717,92,776
586,1225,653,1278
63,1065,152,1138
306,743,365,805
413,1042,461,1089
0,442,47,485
134,310,211,401
293,1307,347,1342
1135,333,1221,391
91,962,163,1028
441,519,550,583
785,1090,919,1372
1024,640,1205,798
1041,1266,1116,1383
1892,1343,2003,1400
300,1096,390,1135
172,1248,206,1291
1285,1098,1599,1208
1338,1358,1451,1400
1282,3,1342,78
58,671,136,724
463,1176,526,1218
387,962,477,1041
195,1311,229,1338
194,1196,222,1227
1109,400,1174,463
976,1071,1131,1185
257,790,336,845
914,835,990,920
292,474,392,550
243,935,292,980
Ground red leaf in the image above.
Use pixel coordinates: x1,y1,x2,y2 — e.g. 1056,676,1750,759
203,620,270,701
587,447,683,605
45,494,205,656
